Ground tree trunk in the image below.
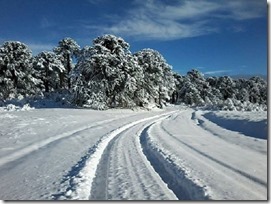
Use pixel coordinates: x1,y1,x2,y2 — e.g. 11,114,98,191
158,87,162,108
67,53,71,89
45,66,49,92
176,91,179,103
171,91,175,104
59,72,64,88
11,69,17,88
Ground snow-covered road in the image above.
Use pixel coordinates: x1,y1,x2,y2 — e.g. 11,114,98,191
145,110,267,200
0,106,267,200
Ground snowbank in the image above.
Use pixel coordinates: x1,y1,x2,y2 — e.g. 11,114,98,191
0,103,35,112
203,111,267,140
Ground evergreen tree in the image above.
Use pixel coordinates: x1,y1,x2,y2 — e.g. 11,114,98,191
216,76,236,100
33,51,65,93
134,48,175,108
175,68,267,111
54,38,80,89
0,41,37,99
172,72,184,104
73,34,143,109
0,36,266,111
247,76,267,105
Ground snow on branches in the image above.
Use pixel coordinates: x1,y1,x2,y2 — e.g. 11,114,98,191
33,51,65,92
73,35,144,109
176,69,267,111
0,41,37,99
0,36,267,111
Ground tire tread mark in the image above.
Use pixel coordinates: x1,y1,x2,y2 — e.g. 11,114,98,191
160,124,267,188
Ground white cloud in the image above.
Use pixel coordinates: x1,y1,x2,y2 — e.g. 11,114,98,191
153,1,221,20
98,0,266,40
204,70,232,75
224,0,265,20
107,17,217,40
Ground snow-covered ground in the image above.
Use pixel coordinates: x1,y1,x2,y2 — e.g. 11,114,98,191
0,105,267,200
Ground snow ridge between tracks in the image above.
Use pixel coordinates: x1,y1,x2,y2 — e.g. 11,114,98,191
140,120,210,200
53,111,177,200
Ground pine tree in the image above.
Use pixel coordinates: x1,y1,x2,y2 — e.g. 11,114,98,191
172,72,184,103
33,51,65,93
72,34,143,109
216,76,236,100
0,41,37,99
247,76,267,105
54,38,80,89
134,48,175,108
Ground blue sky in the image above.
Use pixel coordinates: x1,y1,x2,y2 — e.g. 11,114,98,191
0,0,267,76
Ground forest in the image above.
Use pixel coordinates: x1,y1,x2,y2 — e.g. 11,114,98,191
0,34,267,111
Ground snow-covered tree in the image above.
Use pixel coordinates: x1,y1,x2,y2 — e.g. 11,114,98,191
179,79,205,106
0,36,266,112
72,34,143,109
172,72,184,103
188,69,211,100
216,76,236,100
235,86,249,102
178,69,210,106
175,69,267,111
54,38,80,89
205,76,223,105
247,76,267,105
134,48,175,108
221,98,236,111
0,41,37,99
33,51,65,92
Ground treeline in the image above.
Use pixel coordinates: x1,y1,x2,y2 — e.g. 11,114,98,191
175,69,267,111
0,34,267,111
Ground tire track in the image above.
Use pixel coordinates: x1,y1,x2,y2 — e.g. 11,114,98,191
92,127,154,200
90,115,178,200
160,124,267,187
140,123,210,200
159,118,267,188
153,111,267,199
0,116,127,167
53,111,177,200
89,133,117,200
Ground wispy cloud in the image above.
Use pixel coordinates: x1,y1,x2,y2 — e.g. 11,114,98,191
107,18,217,40
204,70,232,75
86,0,105,4
223,1,265,20
97,0,266,40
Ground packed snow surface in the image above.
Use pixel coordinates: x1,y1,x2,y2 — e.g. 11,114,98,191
0,106,267,200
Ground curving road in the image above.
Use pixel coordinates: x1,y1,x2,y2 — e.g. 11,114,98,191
0,107,267,200
90,114,177,200
88,109,267,200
